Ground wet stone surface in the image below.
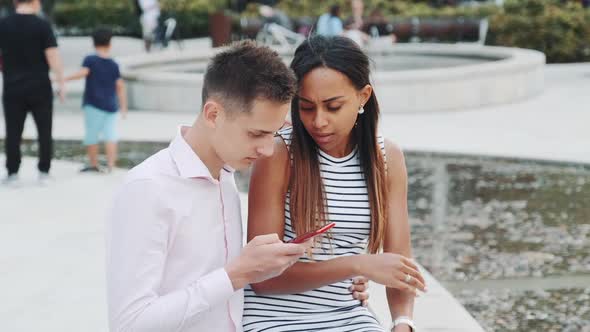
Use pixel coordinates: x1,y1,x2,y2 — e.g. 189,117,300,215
404,153,590,281
455,288,590,332
404,153,590,331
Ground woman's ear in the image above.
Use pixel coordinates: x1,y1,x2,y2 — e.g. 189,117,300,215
359,84,373,105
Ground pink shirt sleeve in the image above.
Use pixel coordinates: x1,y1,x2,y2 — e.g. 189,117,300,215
106,179,235,331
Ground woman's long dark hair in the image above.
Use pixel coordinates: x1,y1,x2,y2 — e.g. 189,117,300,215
289,35,388,254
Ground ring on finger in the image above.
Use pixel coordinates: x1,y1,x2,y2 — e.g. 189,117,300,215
404,273,412,283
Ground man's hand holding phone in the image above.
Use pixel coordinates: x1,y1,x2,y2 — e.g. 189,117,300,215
225,233,312,291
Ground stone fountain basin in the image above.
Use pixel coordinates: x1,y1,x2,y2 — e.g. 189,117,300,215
119,43,545,113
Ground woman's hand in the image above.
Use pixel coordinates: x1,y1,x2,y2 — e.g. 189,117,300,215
350,276,370,307
358,253,426,295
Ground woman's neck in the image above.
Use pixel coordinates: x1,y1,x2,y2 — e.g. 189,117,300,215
321,133,356,158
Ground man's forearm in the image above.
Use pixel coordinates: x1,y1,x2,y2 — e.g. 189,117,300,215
45,48,64,85
50,59,64,85
109,268,235,331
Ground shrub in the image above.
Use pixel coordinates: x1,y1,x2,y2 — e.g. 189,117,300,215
487,0,590,63
45,0,590,63
53,0,225,37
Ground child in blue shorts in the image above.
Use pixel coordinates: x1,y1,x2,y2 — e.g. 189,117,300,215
65,28,127,172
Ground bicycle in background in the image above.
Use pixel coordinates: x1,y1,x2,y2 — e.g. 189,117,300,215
152,16,183,50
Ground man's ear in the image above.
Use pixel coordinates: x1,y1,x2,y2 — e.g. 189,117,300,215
202,100,223,129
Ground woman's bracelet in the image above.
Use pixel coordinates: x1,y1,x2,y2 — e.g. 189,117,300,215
392,316,416,331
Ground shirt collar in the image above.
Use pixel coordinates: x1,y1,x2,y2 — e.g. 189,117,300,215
169,126,235,180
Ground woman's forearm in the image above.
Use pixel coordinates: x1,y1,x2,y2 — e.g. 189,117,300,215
387,287,414,320
251,254,366,295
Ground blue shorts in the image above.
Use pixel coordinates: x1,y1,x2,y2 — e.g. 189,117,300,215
83,104,118,145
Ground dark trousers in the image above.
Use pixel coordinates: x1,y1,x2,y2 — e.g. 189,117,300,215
2,92,53,175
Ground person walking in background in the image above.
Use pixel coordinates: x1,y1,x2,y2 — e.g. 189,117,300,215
136,0,160,52
65,28,127,173
343,0,370,46
316,5,344,37
350,0,365,30
343,20,369,47
0,0,65,186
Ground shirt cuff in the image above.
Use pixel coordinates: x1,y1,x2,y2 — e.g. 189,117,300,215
186,268,235,317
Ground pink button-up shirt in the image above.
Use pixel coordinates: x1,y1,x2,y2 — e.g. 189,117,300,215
106,127,243,331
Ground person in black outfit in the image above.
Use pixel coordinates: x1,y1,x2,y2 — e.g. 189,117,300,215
0,0,65,186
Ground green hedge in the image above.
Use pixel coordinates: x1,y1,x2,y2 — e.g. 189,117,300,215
52,0,225,38
53,1,137,36
39,0,590,63
268,0,498,19
276,0,590,63
487,0,590,63
157,0,225,38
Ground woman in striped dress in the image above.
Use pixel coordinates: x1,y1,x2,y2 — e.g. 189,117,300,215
243,36,426,332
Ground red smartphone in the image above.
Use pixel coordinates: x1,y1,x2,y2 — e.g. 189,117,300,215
288,222,336,244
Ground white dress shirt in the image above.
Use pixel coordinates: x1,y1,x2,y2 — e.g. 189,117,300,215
106,127,243,332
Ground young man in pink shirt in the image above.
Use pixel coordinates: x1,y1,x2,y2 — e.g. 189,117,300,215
106,41,311,331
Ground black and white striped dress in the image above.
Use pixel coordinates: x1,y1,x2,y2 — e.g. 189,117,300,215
242,127,386,332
